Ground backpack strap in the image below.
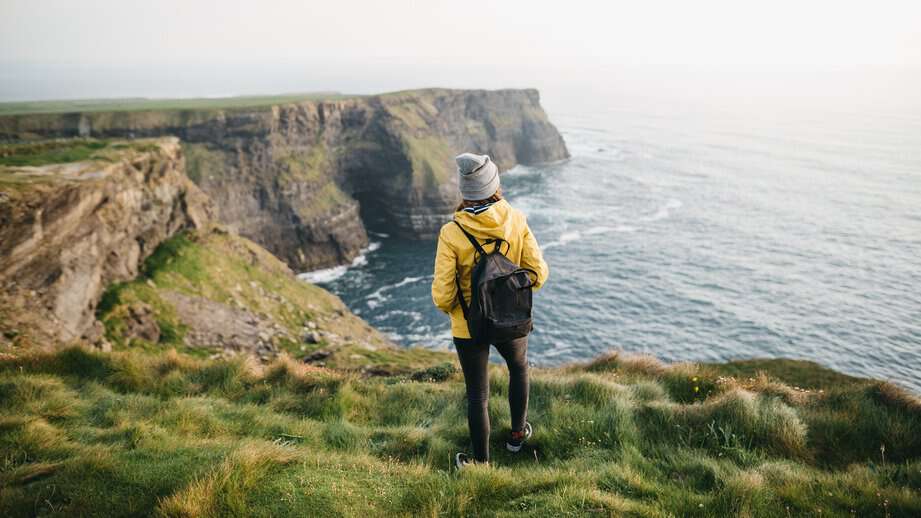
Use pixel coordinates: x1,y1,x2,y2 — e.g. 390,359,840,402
454,273,469,320
452,220,490,321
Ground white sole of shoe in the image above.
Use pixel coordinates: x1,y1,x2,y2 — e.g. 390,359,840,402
506,423,532,452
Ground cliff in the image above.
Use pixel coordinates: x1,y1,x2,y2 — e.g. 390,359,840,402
0,138,405,362
0,138,212,346
0,89,569,271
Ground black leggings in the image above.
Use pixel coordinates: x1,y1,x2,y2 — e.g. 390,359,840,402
453,336,529,462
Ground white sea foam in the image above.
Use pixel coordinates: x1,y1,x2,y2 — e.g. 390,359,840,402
583,226,610,236
504,165,537,177
583,225,638,235
378,309,424,322
368,231,390,238
543,222,639,249
365,275,427,305
297,265,349,284
542,230,583,250
296,241,379,284
642,198,683,222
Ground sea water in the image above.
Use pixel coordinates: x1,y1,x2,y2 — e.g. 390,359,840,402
301,95,921,393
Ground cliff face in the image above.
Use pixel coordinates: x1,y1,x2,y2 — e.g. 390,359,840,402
0,89,569,270
0,138,213,345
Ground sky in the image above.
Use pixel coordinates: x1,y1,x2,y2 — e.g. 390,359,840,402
1,0,920,102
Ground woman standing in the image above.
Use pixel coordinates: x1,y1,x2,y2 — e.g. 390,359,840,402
431,152,549,469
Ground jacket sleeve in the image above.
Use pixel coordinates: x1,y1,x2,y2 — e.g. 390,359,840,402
431,227,458,313
521,222,549,291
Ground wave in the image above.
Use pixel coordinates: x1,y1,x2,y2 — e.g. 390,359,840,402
641,198,683,222
375,309,424,322
297,242,381,284
543,224,638,249
297,265,349,284
583,225,638,235
365,275,429,307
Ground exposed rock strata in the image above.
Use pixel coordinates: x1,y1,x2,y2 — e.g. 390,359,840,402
0,89,569,269
0,138,212,345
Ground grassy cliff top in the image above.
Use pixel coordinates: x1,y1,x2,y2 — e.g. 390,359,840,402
1,342,918,516
0,93,352,116
0,88,542,116
0,138,171,168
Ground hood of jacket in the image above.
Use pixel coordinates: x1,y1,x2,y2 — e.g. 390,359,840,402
453,200,519,240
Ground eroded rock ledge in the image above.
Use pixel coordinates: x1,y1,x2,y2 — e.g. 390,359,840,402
0,138,212,344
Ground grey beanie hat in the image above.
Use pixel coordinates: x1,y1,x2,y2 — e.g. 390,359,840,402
455,152,500,200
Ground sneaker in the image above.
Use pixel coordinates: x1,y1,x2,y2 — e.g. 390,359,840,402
455,452,489,470
506,422,533,452
455,452,472,470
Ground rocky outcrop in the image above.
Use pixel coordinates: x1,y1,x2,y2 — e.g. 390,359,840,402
0,138,212,346
0,89,569,270
94,227,395,362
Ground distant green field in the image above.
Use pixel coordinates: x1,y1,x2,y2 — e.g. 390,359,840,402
0,92,360,116
0,139,109,167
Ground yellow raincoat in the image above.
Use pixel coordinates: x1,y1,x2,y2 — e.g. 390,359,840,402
431,199,549,339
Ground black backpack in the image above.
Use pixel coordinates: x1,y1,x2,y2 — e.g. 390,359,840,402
453,220,537,344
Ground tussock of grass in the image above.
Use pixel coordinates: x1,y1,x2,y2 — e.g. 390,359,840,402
1,346,919,516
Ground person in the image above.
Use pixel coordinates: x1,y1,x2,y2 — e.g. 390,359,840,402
431,152,549,469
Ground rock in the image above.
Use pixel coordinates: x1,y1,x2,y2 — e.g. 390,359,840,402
303,331,321,344
123,303,161,343
81,320,106,344
0,138,213,344
303,349,331,363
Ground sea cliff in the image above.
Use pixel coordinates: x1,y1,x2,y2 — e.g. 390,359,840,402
0,138,400,361
0,89,569,271
0,138,212,345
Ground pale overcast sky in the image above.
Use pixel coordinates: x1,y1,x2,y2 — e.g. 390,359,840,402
1,1,920,102
3,0,920,66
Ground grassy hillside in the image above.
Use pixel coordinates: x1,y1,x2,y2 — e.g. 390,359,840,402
1,345,918,517
94,227,419,370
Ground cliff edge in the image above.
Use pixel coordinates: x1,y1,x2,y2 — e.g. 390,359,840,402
0,89,569,271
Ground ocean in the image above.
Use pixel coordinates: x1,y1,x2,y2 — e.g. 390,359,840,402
301,92,921,394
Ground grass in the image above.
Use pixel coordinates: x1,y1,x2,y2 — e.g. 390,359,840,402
0,346,918,517
96,228,392,360
0,88,516,116
0,139,109,167
0,93,356,116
